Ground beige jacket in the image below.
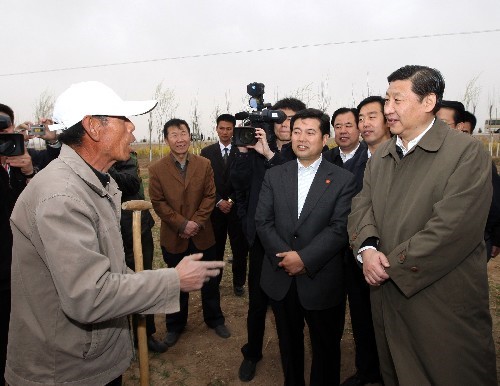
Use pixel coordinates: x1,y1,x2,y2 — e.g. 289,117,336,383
6,145,180,386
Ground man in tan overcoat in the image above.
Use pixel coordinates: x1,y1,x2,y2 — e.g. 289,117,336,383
348,65,497,385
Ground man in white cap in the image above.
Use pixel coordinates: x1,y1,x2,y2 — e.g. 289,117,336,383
5,81,224,386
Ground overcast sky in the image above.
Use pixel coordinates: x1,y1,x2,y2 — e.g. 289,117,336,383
2,0,500,139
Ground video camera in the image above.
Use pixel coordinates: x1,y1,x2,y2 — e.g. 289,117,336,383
0,115,25,156
233,82,287,146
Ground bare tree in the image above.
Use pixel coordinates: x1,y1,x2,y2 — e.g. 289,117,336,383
147,82,178,161
224,90,231,113
210,103,221,141
34,90,55,122
317,78,331,112
190,98,202,154
290,83,314,106
462,74,481,114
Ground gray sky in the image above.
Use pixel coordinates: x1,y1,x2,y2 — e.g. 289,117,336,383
2,0,500,139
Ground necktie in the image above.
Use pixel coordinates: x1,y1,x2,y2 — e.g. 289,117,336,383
223,148,229,165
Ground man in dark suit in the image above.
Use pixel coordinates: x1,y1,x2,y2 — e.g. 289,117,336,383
256,108,356,386
326,101,389,386
324,107,367,190
149,118,230,347
201,114,248,296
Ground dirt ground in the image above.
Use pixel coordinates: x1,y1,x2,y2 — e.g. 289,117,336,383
122,156,500,385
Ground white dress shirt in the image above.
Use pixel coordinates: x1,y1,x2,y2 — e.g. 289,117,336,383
396,118,435,156
219,142,232,157
297,155,322,218
340,143,360,163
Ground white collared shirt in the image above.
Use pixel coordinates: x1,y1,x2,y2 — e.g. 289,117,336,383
340,143,360,163
396,119,435,156
297,155,322,218
219,142,232,157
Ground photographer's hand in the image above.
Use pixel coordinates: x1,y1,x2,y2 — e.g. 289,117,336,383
6,148,35,177
38,118,57,142
247,128,275,160
15,121,32,141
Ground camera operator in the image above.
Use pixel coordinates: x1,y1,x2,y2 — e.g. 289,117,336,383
231,97,306,382
17,119,61,170
0,103,61,384
0,104,61,173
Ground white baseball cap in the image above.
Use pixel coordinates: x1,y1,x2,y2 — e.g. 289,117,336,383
50,81,158,131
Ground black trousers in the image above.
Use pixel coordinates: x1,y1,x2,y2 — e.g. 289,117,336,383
344,253,380,381
271,279,346,386
123,228,156,337
211,206,248,287
161,241,224,332
241,237,270,362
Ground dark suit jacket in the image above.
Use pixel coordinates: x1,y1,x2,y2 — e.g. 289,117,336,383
256,158,356,310
200,143,236,202
232,143,329,246
323,141,368,194
149,153,216,254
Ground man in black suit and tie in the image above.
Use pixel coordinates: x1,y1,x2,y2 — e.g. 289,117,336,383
201,114,248,295
256,108,356,386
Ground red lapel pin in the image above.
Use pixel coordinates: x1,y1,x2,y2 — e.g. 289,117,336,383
326,179,331,184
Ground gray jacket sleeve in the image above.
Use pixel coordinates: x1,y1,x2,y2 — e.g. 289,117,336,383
33,193,180,324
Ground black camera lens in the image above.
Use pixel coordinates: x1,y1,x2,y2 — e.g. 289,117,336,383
232,127,257,147
240,128,255,144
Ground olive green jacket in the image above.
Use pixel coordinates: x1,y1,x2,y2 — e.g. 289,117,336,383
348,119,497,385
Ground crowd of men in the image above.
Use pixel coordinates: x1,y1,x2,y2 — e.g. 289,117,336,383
0,64,498,386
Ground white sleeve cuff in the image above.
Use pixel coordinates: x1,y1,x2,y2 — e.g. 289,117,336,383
356,246,377,263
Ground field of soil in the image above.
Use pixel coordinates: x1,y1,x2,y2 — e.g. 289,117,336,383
119,154,500,385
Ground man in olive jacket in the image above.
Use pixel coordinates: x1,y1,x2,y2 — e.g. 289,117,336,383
348,65,497,385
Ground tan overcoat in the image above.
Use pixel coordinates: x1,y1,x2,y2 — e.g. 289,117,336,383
149,153,216,254
348,119,497,385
